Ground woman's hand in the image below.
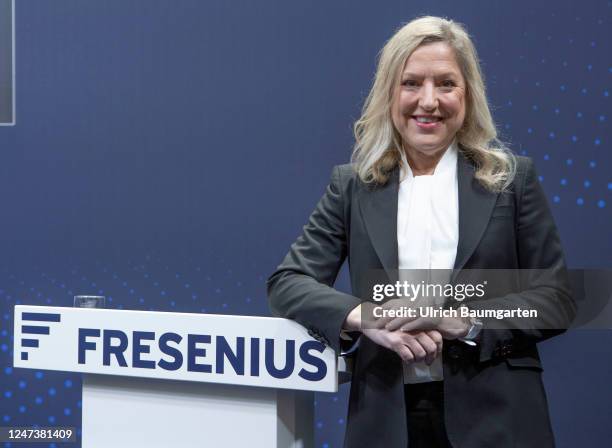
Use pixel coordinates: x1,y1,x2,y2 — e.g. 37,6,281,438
393,315,470,340
343,304,443,363
362,328,443,365
371,298,421,330
365,300,469,339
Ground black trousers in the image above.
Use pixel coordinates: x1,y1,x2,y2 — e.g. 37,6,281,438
404,381,453,448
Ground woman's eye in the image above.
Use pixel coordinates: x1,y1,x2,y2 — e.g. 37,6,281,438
402,79,418,87
441,80,455,88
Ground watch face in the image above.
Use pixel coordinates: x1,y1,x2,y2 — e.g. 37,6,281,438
464,325,474,340
467,321,483,340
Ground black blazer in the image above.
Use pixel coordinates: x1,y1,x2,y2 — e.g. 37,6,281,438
267,151,576,448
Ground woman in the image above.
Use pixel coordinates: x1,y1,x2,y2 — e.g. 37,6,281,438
267,16,575,448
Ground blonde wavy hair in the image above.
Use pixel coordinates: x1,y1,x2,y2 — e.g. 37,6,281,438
351,16,516,191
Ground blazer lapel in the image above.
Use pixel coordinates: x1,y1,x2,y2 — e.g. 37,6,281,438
358,152,498,280
358,167,400,278
453,152,499,273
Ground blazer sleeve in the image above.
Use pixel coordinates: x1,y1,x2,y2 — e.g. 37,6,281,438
468,157,577,362
267,166,362,355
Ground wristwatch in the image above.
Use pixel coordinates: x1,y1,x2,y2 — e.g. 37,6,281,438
459,306,483,345
464,316,483,340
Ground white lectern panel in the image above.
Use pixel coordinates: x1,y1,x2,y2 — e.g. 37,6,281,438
83,375,312,448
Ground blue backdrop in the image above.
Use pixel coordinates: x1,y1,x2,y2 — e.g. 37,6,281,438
1,1,610,447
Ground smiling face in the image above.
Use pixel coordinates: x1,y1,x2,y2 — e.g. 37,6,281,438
391,41,466,164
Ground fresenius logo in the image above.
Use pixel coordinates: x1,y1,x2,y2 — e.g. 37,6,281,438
19,312,61,360
13,306,337,392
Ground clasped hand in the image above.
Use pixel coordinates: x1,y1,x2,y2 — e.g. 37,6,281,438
361,299,469,364
362,327,443,365
374,298,469,339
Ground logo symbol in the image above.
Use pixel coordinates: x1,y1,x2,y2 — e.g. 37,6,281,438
20,312,61,361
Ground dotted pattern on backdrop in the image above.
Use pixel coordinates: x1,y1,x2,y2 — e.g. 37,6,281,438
486,11,610,213
0,6,610,448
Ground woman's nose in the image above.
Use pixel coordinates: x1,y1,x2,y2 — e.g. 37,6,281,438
419,83,438,111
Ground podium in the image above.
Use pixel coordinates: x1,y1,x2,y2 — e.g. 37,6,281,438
13,305,349,448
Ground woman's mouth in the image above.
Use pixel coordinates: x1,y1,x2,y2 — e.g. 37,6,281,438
412,115,443,129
